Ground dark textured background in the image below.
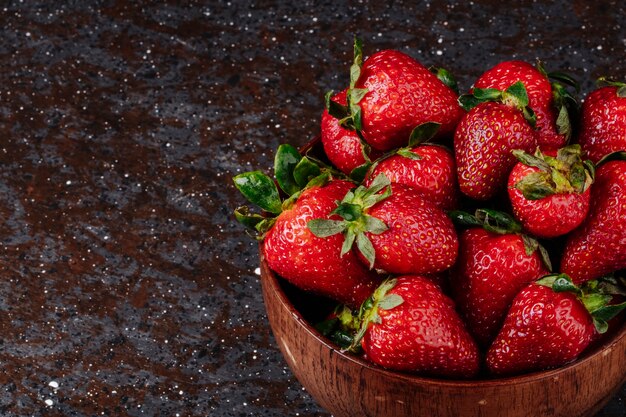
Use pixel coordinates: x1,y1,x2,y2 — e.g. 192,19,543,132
0,0,624,416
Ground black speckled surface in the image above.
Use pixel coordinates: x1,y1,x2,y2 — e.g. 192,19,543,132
0,1,623,416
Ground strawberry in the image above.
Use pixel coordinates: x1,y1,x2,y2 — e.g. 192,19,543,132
326,38,464,152
233,145,380,308
507,145,594,238
449,209,550,347
363,123,459,210
455,82,538,200
561,154,626,283
321,89,381,176
350,276,480,378
487,274,625,376
308,174,458,275
577,79,626,163
473,60,579,148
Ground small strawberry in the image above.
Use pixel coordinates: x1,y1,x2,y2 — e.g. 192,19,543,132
487,273,626,376
561,154,626,283
233,145,380,308
473,60,579,148
455,82,538,200
326,38,464,152
363,122,459,210
308,174,458,275
321,89,381,176
577,79,626,163
449,209,551,347
350,276,480,378
507,145,594,238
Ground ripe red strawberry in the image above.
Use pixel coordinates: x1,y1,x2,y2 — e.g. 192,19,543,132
326,39,464,152
234,147,380,308
561,156,626,283
487,274,625,376
364,142,459,210
449,209,550,347
321,89,381,175
455,82,538,200
577,80,626,163
473,60,578,148
507,145,593,238
309,175,458,275
352,276,480,378
263,180,380,307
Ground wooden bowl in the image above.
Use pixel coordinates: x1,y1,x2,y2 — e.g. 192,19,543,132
260,248,626,417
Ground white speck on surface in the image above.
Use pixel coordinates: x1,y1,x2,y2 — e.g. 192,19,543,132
44,399,53,406
48,381,59,388
254,267,260,275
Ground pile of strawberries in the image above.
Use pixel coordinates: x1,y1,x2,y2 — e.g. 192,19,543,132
234,39,626,379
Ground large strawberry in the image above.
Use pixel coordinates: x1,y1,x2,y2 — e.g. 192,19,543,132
326,39,464,152
455,82,538,200
350,276,480,378
449,209,550,347
577,79,626,163
561,154,626,283
308,174,458,275
233,145,380,307
321,89,381,176
507,145,594,238
487,274,625,376
473,60,579,148
363,122,459,210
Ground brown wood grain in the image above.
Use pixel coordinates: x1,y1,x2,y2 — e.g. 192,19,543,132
260,246,626,417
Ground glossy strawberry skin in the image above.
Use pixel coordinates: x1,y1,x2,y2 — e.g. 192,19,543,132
474,60,566,148
561,160,626,283
364,145,459,210
578,86,626,163
508,161,591,238
454,101,537,200
357,50,464,151
361,184,459,275
486,283,596,376
321,90,381,174
263,180,380,307
451,228,548,347
362,276,480,378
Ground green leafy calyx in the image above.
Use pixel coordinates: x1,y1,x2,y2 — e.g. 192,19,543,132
536,273,626,334
315,304,360,349
347,278,404,352
326,37,370,133
234,144,340,235
458,81,537,127
536,60,579,141
596,150,626,168
430,66,460,95
307,174,392,268
597,77,626,98
449,208,522,235
450,208,552,271
512,145,594,200
551,82,579,142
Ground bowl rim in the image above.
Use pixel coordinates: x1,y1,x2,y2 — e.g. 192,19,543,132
261,247,626,388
